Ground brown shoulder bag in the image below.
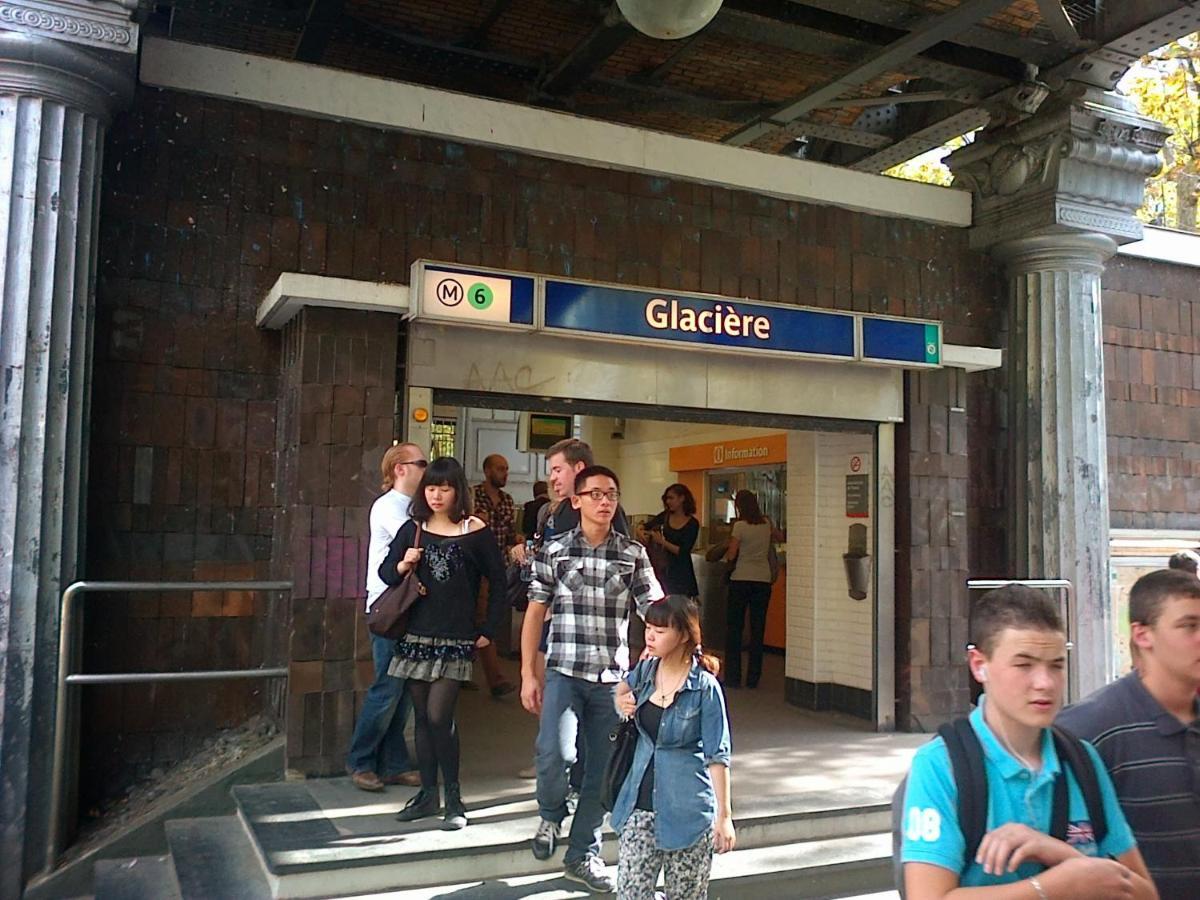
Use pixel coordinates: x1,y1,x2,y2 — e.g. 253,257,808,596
367,525,427,640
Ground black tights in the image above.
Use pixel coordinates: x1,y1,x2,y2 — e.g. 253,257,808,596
407,677,461,789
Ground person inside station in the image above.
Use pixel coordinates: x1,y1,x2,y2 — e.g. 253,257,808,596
522,479,551,539
637,483,700,600
721,489,784,690
470,453,518,698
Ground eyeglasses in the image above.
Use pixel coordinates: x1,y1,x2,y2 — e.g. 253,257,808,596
582,489,621,503
401,459,428,469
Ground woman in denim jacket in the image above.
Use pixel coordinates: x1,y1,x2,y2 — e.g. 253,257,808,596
612,595,735,899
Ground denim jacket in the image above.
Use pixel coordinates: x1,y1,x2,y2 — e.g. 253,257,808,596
609,657,732,850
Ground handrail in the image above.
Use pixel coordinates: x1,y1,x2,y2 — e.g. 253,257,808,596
45,579,292,875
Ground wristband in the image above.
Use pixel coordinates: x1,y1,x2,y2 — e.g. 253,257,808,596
1029,876,1048,900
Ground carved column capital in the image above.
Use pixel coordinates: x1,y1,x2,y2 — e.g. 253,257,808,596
0,1,140,121
948,84,1170,250
0,0,139,56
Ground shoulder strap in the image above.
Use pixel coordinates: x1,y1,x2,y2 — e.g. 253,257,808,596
1051,725,1108,844
413,523,422,549
937,718,988,867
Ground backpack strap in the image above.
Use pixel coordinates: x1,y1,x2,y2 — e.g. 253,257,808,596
1051,725,1108,845
937,718,988,866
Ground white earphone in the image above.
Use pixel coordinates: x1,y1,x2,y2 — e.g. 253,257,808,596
978,664,989,682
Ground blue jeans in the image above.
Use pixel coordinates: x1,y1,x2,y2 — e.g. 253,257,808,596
345,632,412,776
535,670,618,864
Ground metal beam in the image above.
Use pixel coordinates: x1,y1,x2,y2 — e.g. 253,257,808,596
722,0,1017,145
537,4,634,96
295,0,344,63
723,0,1024,85
783,0,1062,65
459,0,516,49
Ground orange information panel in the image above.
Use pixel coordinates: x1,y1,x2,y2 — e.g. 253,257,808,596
669,433,788,472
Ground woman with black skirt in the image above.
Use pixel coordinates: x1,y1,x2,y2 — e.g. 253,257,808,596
379,456,507,830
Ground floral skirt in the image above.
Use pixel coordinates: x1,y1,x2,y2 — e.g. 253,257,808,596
388,634,475,682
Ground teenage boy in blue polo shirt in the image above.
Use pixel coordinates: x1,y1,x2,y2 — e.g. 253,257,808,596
901,584,1158,900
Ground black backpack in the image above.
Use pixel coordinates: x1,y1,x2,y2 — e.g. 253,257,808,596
891,719,1108,897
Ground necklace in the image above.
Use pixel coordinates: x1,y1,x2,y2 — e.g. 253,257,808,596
655,662,690,706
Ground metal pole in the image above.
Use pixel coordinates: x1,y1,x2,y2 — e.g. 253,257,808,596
44,580,292,874
66,669,289,685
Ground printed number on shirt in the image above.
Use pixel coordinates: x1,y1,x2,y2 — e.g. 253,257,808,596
905,807,941,842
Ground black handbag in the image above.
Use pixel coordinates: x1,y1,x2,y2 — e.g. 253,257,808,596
601,664,647,812
367,526,426,640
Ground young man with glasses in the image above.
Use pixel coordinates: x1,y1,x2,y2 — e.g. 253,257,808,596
1058,568,1200,898
520,465,664,892
346,443,427,792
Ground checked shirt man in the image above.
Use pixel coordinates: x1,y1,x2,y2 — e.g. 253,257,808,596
520,465,664,893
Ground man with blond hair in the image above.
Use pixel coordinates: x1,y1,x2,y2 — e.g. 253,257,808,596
346,442,427,791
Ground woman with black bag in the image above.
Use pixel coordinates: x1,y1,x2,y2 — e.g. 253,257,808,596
611,595,735,899
379,457,507,830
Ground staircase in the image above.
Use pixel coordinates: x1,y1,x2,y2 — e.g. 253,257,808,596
92,778,895,899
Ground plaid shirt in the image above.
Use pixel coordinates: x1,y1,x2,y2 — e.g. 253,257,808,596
472,483,517,549
528,526,664,683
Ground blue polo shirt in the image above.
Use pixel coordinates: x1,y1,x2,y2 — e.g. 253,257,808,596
900,699,1137,885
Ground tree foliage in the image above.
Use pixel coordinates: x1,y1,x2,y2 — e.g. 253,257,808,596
1123,33,1200,231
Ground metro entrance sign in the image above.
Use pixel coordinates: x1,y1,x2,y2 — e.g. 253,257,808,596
409,260,942,368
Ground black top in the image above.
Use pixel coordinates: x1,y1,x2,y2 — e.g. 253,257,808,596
635,701,664,811
647,514,700,596
378,519,508,641
522,496,550,536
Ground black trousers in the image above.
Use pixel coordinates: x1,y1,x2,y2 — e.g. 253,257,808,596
725,580,772,686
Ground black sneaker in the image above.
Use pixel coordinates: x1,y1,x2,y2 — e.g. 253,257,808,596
395,787,440,822
531,818,560,860
563,856,615,893
442,783,468,830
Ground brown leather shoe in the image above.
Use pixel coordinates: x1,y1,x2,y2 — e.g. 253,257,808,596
350,770,385,792
382,770,422,787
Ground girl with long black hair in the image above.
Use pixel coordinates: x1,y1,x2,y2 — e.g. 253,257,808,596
379,456,507,830
612,595,734,899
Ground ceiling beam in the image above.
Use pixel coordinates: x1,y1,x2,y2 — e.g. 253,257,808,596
536,5,634,96
459,0,516,49
295,0,344,63
722,0,1025,85
722,0,1019,146
782,0,1062,65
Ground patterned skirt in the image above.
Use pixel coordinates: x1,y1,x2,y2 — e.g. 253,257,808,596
388,634,475,683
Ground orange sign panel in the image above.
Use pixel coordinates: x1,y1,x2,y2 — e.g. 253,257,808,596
669,433,788,472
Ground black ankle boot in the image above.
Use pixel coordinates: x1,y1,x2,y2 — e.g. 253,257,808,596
442,783,468,830
395,786,441,822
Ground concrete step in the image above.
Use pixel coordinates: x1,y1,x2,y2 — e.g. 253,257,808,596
27,736,285,900
94,855,181,900
314,833,893,899
233,780,891,898
165,816,272,899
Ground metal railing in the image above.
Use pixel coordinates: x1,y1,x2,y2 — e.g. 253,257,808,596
45,579,292,874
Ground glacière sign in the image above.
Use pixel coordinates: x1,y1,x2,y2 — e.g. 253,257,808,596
408,262,942,367
543,280,857,361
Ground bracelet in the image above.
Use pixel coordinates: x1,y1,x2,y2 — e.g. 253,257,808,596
1029,876,1048,900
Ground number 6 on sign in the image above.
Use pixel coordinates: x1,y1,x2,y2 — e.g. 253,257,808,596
468,283,494,310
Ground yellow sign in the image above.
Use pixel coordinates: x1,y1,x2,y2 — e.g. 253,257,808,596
669,433,788,472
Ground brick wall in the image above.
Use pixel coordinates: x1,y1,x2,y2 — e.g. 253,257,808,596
87,85,1005,793
895,368,975,731
1102,254,1200,530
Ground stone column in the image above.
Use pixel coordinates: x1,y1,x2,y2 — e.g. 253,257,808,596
0,3,135,890
949,85,1168,697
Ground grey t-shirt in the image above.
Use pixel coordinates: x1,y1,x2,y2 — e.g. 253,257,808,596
1057,672,1200,896
731,520,772,583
